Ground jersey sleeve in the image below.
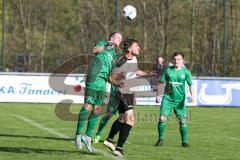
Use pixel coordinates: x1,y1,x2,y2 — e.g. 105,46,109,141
95,40,107,47
186,69,193,86
160,67,167,83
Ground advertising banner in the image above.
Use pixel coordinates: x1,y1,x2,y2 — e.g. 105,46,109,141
0,73,84,103
1,73,239,107
197,79,240,107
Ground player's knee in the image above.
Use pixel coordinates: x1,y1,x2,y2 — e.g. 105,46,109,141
83,103,92,111
179,119,187,127
159,115,167,122
124,109,134,126
126,114,134,126
93,106,102,115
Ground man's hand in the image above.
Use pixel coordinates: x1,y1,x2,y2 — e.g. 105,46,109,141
108,72,125,86
156,83,164,103
116,81,125,88
93,42,112,54
149,71,158,76
190,95,194,103
156,95,161,103
103,96,110,105
189,85,194,103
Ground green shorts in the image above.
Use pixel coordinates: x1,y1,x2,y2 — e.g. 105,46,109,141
106,86,119,115
84,77,106,106
160,96,187,120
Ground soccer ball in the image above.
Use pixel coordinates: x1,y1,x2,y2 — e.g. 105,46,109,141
122,5,137,20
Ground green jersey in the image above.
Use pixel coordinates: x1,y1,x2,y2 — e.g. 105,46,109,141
160,66,192,102
86,41,117,83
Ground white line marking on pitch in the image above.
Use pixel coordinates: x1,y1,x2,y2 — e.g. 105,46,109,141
226,137,240,141
11,114,121,160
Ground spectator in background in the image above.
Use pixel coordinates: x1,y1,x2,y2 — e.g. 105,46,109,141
149,56,165,91
154,56,165,76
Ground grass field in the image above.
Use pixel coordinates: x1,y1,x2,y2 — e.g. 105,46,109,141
0,103,240,160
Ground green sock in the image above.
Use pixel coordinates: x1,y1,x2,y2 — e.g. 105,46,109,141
179,122,187,143
158,121,166,141
86,111,99,137
96,115,110,136
76,107,89,135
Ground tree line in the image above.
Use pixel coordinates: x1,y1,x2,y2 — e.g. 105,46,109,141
0,0,239,77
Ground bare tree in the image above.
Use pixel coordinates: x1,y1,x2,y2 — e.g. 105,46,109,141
18,0,31,51
102,0,109,38
161,0,170,59
140,1,147,51
229,0,238,75
77,1,86,53
190,0,195,64
40,3,50,72
155,1,163,55
211,0,221,76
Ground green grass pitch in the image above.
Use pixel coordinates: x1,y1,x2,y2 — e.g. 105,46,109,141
0,103,240,160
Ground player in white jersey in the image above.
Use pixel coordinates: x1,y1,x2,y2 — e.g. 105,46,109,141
103,39,155,157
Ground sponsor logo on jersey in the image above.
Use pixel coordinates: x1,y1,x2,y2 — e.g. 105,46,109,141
169,81,182,86
126,72,137,79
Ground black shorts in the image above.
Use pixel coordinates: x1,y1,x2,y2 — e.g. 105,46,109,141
117,92,135,114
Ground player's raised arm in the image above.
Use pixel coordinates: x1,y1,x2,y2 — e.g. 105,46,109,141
93,32,122,55
93,45,105,54
93,41,110,54
136,70,157,77
108,72,125,87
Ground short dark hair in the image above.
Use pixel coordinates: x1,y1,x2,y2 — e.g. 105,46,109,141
122,39,138,53
173,52,184,58
108,32,121,40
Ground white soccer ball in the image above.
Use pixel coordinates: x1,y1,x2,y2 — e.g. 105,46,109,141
122,5,137,20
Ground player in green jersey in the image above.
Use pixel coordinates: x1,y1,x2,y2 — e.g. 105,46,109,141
91,34,123,144
92,84,119,144
75,32,122,153
155,52,194,147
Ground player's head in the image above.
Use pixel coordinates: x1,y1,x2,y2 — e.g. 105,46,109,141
123,39,140,55
173,52,184,68
108,32,122,46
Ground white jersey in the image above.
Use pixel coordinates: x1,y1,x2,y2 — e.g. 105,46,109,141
111,55,139,94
